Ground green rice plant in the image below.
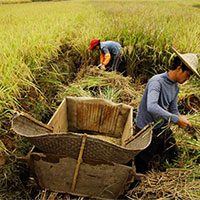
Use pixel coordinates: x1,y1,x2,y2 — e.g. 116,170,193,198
97,86,121,103
0,0,199,113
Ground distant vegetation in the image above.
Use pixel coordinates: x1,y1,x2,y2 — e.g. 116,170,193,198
0,0,56,4
0,0,31,4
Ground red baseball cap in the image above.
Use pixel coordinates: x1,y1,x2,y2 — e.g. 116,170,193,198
89,39,100,50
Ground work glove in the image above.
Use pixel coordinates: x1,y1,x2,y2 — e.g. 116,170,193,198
97,63,103,68
97,63,106,71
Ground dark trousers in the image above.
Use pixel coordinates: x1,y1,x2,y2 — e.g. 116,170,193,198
134,124,179,173
112,53,122,71
106,53,122,72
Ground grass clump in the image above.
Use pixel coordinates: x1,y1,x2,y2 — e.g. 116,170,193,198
56,67,144,107
0,137,33,199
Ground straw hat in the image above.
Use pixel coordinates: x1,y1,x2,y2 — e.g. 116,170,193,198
172,47,200,79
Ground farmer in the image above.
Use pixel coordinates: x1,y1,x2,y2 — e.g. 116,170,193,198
89,39,122,72
135,48,200,173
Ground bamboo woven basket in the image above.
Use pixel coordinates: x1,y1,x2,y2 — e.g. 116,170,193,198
12,96,152,164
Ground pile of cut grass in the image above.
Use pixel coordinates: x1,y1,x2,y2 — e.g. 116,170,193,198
56,66,145,107
127,167,200,200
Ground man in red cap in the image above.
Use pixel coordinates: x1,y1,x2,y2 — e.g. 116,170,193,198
89,39,122,72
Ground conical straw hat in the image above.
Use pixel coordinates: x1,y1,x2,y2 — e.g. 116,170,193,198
172,47,200,79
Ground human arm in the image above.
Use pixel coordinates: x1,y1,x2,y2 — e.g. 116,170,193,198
99,53,111,70
169,90,192,128
147,81,179,123
147,81,192,128
100,53,111,65
100,53,104,64
100,46,111,67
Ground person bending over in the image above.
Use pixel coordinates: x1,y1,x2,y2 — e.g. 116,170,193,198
89,39,122,72
135,48,200,173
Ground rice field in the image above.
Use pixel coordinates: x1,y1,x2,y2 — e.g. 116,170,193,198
0,0,200,199
0,0,200,109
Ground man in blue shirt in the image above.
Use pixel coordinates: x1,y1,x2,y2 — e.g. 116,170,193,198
89,39,122,72
135,48,200,173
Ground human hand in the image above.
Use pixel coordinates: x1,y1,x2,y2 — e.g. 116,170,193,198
97,63,106,71
97,63,103,68
177,115,192,128
101,65,106,71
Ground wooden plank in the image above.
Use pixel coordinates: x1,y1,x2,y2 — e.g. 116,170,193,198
67,97,131,137
121,109,133,146
99,105,117,135
67,97,77,131
115,105,130,137
48,98,68,132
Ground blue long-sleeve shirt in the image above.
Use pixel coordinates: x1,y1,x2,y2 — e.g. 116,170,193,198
136,72,180,129
100,41,121,55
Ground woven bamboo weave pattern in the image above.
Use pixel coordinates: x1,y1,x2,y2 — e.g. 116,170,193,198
27,132,137,164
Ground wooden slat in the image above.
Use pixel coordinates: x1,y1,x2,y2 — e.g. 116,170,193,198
121,109,133,146
71,133,87,192
48,98,68,132
67,98,77,131
115,105,130,137
22,112,54,132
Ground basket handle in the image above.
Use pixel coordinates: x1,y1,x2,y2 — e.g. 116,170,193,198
71,133,87,192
